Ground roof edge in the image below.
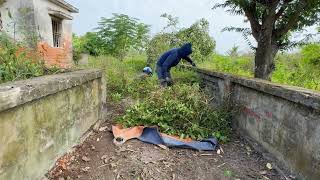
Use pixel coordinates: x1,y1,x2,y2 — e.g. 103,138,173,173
48,0,79,13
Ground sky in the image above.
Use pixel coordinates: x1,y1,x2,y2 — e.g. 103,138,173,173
67,0,253,54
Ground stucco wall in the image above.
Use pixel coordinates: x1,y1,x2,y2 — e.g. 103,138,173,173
34,0,75,68
0,69,106,180
192,67,320,180
0,0,37,46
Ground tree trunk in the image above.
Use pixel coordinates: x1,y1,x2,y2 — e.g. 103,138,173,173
254,41,279,80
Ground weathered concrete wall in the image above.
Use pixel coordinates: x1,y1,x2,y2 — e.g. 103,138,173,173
33,0,77,68
193,67,320,180
0,69,106,180
0,0,37,46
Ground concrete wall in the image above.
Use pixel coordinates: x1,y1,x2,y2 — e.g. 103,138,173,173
0,0,37,46
0,69,106,180
33,0,76,68
192,67,320,180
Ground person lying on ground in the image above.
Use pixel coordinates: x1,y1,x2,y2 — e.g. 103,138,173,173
156,43,196,87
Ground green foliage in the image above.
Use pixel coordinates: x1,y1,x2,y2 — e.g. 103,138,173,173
147,15,215,64
198,45,320,91
0,33,45,83
200,54,254,77
117,84,232,142
272,52,320,91
84,54,153,101
214,0,320,50
301,43,320,66
97,14,150,60
73,32,104,56
227,45,240,57
83,54,232,142
72,48,81,65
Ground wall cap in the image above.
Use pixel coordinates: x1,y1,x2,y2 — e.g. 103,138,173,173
183,65,320,110
0,69,102,113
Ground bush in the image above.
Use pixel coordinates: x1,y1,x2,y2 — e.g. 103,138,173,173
0,33,45,83
117,84,232,142
301,43,320,66
272,53,320,91
72,48,82,65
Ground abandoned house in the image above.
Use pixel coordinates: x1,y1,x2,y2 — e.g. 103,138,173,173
0,0,78,68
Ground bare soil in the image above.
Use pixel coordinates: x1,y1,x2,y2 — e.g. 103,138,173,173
47,102,291,180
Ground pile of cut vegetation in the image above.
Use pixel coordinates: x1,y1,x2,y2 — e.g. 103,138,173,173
117,83,233,142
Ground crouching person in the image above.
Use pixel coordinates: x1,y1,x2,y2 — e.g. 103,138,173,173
156,43,196,87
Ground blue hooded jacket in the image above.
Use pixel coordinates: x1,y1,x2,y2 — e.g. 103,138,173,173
156,43,193,69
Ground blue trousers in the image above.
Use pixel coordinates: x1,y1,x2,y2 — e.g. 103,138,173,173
156,65,172,82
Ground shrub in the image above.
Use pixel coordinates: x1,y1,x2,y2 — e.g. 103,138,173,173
301,43,320,66
72,48,82,65
0,33,45,83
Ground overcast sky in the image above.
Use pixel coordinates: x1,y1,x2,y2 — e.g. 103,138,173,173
66,0,253,54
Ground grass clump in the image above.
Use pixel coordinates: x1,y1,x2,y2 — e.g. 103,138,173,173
117,83,232,142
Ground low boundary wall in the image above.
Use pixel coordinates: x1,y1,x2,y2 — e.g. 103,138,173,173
0,69,106,179
191,66,320,180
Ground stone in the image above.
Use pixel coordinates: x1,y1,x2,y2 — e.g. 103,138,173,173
82,156,91,162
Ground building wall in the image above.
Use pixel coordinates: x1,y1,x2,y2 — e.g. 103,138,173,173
0,0,76,68
191,67,320,180
0,0,37,46
34,0,74,68
0,69,106,179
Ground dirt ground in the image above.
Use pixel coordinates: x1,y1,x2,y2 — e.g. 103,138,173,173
47,102,293,180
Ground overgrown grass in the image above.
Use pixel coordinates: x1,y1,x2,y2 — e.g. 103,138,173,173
199,50,320,92
83,54,233,142
199,54,254,77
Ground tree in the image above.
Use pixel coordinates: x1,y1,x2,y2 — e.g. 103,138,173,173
97,14,150,60
214,0,320,79
147,15,216,64
73,32,104,56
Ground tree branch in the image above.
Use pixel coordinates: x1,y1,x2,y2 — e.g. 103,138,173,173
275,0,307,37
275,0,293,19
244,1,261,40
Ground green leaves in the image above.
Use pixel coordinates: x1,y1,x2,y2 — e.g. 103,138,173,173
0,33,45,83
117,83,232,142
147,16,216,64
96,14,150,60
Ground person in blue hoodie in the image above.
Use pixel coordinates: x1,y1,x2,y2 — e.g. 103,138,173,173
156,43,196,87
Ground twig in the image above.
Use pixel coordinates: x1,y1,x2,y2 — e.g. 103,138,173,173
217,163,226,168
97,164,108,169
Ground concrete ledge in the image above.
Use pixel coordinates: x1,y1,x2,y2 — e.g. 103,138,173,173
184,65,320,111
0,69,103,113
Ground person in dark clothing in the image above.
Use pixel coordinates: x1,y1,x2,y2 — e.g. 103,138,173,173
156,43,196,87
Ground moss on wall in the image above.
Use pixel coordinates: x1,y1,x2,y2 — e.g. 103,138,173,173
0,78,103,179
